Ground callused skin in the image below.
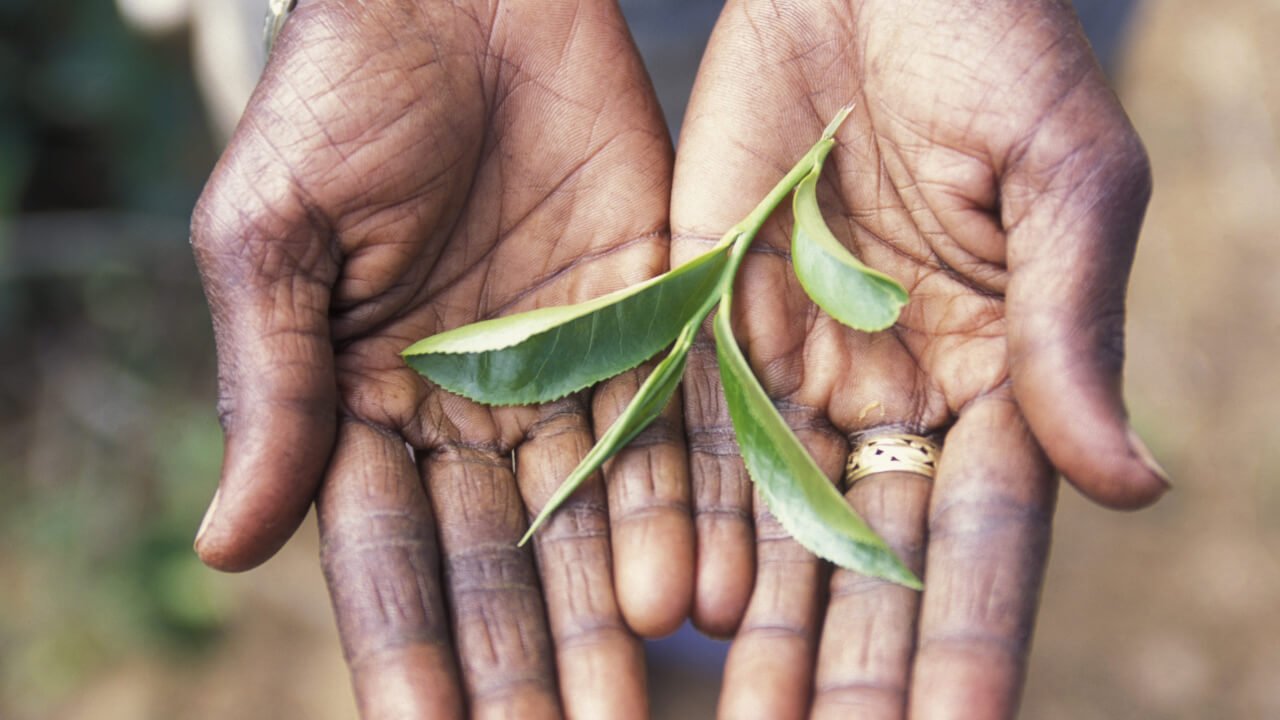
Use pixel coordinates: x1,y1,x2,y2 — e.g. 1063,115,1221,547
191,0,690,716
190,0,1165,718
669,0,1161,717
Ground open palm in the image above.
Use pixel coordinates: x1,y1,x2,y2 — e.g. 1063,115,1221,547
191,1,685,716
670,0,1166,716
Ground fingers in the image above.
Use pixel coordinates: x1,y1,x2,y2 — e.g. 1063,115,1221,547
593,369,695,638
190,180,338,571
318,420,464,719
717,506,822,720
1002,85,1168,510
717,413,846,720
910,395,1055,719
517,401,648,720
810,465,931,719
670,0,805,635
681,338,756,635
422,440,562,718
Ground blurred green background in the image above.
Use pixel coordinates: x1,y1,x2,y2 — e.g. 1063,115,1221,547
0,0,227,716
1,0,1277,718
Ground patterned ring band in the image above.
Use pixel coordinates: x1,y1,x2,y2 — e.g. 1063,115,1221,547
843,433,941,490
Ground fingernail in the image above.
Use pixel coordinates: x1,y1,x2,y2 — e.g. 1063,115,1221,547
195,488,221,548
1127,427,1172,489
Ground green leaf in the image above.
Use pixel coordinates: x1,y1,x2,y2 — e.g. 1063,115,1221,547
712,302,920,588
403,243,731,405
791,154,908,332
518,316,705,545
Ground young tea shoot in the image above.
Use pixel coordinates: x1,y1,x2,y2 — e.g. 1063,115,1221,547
403,105,920,588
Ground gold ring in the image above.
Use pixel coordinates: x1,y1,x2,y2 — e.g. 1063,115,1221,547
843,433,940,490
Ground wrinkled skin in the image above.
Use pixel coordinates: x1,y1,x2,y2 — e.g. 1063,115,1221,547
190,0,1167,718
671,0,1165,717
191,0,693,716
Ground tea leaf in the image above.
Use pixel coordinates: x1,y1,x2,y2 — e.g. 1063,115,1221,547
403,243,731,405
519,315,706,544
713,299,920,588
400,104,921,589
791,151,908,332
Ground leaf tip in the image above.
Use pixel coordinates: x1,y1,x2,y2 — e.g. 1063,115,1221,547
873,555,923,590
901,572,924,591
399,339,429,358
519,506,555,546
852,299,908,333
821,102,856,141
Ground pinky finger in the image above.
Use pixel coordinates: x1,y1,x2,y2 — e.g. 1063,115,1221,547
318,419,464,719
910,394,1056,719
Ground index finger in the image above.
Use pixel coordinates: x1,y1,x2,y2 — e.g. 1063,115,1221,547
318,420,464,719
910,393,1056,718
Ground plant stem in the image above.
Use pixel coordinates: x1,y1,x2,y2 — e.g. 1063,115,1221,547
718,139,831,305
718,103,855,292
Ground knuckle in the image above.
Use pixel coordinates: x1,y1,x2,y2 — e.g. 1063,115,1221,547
322,503,436,559
693,504,754,527
754,535,812,568
927,494,1049,544
467,673,558,711
736,620,809,643
612,498,690,524
322,533,450,664
445,542,540,596
192,170,331,287
551,617,630,652
444,549,558,696
1103,131,1153,205
687,422,741,457
622,413,683,449
534,500,610,547
813,679,907,711
214,389,237,434
191,101,341,295
829,569,901,598
1088,305,1128,376
524,398,588,440
916,629,1029,665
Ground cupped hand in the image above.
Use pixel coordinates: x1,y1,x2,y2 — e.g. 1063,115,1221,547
190,0,691,715
670,0,1166,716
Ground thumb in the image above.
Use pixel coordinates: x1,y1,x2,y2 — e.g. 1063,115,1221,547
190,170,339,571
1003,96,1169,510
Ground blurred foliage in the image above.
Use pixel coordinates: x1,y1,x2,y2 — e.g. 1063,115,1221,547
0,0,229,716
0,0,214,217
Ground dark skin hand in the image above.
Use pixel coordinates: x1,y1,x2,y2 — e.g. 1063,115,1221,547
190,0,694,716
193,0,1166,717
669,0,1166,717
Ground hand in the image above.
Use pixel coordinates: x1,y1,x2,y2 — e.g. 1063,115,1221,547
190,0,691,715
670,0,1167,716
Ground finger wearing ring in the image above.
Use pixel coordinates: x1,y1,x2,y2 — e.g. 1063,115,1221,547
843,432,941,491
